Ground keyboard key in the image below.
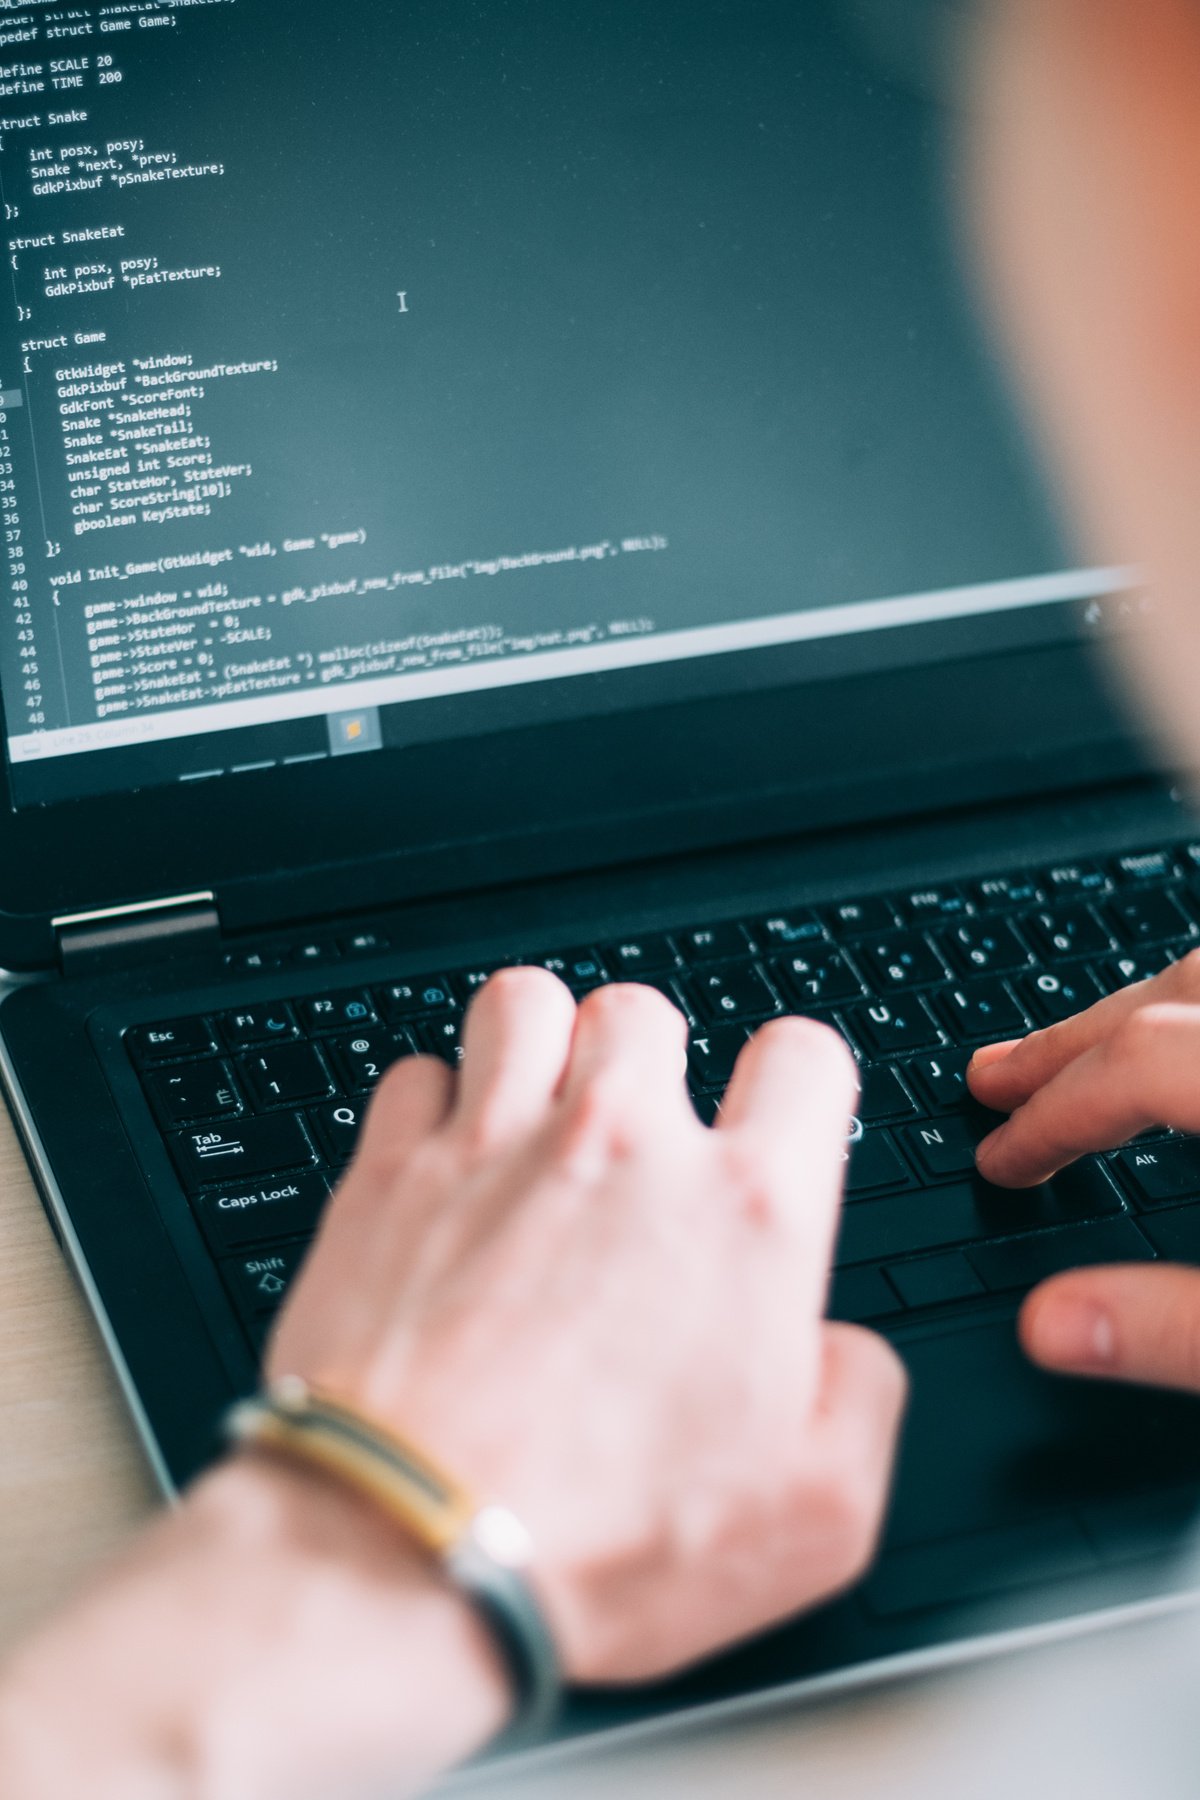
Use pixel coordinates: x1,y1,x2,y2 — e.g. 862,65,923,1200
310,1098,367,1164
937,979,1027,1045
886,1252,985,1310
898,1116,982,1181
774,947,862,1008
968,1216,1152,1295
291,939,340,967
689,964,779,1025
692,1092,721,1126
754,910,825,949
219,1005,299,1049
127,1018,215,1064
1141,1206,1200,1262
969,872,1042,912
839,1182,983,1265
605,935,677,978
898,886,970,925
679,923,751,964
194,1169,331,1251
845,999,942,1058
341,931,390,956
223,1242,310,1319
825,896,895,938
829,1266,899,1323
242,1043,334,1108
1043,862,1110,897
1023,904,1113,962
171,1115,317,1190
904,1048,973,1112
1114,850,1177,883
857,931,946,992
452,966,506,1002
417,1017,465,1065
328,1028,410,1092
1116,1142,1200,1206
224,949,276,975
1017,968,1103,1026
845,1130,910,1195
942,918,1029,977
837,1159,1123,1266
377,978,457,1021
1108,889,1195,949
537,949,608,993
147,1060,242,1126
1096,951,1171,993
860,1065,918,1123
688,1026,748,1090
298,991,379,1034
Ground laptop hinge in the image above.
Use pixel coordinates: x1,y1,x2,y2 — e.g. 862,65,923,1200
53,892,221,977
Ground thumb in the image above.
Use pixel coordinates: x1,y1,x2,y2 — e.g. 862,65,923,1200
1021,1264,1200,1393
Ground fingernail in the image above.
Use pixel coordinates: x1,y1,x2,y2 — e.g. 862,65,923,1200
969,1040,1021,1075
1028,1296,1117,1372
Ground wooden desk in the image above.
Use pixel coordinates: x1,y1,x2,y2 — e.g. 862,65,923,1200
0,1109,157,1655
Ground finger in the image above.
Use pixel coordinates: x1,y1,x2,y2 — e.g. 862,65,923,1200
969,1038,1022,1075
968,976,1159,1113
454,967,577,1148
720,1015,858,1155
1021,1263,1200,1393
976,1002,1200,1187
814,1321,908,1437
355,1052,455,1169
558,982,690,1111
717,1019,858,1271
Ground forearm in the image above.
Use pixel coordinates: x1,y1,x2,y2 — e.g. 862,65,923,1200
0,1456,511,1800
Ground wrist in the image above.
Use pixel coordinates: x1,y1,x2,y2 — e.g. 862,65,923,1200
195,1450,516,1772
0,1451,513,1800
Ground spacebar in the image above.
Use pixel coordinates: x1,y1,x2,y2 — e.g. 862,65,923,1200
838,1185,983,1266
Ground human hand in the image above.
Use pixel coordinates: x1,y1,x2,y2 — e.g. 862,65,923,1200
969,953,1200,1392
268,969,906,1686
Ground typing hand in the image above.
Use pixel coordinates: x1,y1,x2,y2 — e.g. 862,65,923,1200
970,954,1200,1392
270,969,906,1685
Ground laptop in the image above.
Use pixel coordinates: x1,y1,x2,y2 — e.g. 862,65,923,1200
3,0,1200,1758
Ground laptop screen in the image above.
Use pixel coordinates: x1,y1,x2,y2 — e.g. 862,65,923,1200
0,0,1113,809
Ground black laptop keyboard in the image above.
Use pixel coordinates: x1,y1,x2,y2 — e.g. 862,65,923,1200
125,841,1200,1357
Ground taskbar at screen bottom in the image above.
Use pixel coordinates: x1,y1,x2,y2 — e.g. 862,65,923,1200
4,576,1129,810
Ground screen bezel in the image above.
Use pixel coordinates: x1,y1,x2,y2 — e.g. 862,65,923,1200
0,622,1152,971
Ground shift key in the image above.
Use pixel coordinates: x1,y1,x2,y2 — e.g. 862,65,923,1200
223,1242,310,1319
171,1114,316,1191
